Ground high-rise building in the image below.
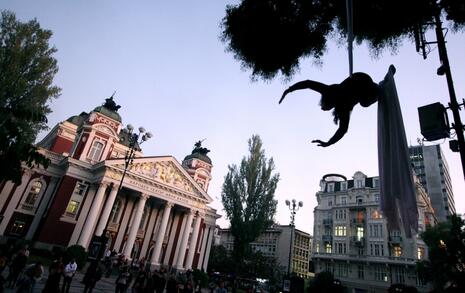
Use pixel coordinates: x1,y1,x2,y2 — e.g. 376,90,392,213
0,97,220,271
218,225,313,279
312,172,436,293
409,144,455,221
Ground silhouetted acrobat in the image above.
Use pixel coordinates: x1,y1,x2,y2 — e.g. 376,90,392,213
279,72,379,147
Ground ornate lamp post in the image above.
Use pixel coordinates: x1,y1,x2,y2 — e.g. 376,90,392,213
91,124,152,261
285,199,303,276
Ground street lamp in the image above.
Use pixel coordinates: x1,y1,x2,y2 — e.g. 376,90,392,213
285,199,303,276
92,124,152,261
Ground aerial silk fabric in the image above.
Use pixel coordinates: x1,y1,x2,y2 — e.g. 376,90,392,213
377,65,418,238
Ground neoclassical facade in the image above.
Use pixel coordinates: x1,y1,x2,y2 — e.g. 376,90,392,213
0,98,220,271
312,172,436,292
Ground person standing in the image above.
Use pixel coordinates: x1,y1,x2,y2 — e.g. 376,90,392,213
6,247,28,288
16,261,44,293
83,261,103,293
115,267,132,293
42,257,64,293
61,258,77,293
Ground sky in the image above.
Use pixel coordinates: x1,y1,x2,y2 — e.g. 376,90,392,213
2,0,465,234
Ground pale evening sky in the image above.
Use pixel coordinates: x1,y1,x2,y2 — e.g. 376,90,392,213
2,0,465,234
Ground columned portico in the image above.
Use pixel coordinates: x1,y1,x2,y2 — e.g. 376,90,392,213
123,193,148,258
202,225,214,271
150,201,174,267
95,183,120,236
185,212,203,270
78,181,109,247
175,210,195,269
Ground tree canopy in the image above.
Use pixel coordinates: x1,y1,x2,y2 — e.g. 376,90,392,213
221,0,465,80
221,135,279,263
417,214,465,292
0,11,60,184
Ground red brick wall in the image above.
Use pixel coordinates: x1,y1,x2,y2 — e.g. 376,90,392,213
50,136,74,154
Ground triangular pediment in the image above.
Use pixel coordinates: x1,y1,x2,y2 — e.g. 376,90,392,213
105,156,212,202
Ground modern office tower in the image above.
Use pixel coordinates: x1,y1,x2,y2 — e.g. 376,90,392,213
312,172,436,293
218,225,313,279
409,144,455,222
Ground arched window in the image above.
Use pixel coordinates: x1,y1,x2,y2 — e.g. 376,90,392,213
22,180,44,211
88,140,104,161
110,198,122,223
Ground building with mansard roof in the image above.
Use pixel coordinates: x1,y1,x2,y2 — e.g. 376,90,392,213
0,97,220,271
312,171,436,293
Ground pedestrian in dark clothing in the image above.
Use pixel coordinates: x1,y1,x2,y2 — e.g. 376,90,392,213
6,248,28,288
16,262,44,293
42,257,64,293
153,270,166,293
182,280,194,293
132,269,148,293
166,275,178,293
115,267,132,293
83,261,103,293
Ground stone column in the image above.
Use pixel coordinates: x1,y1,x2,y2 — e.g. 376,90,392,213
175,210,195,270
94,183,120,236
185,213,203,270
25,177,60,240
197,226,209,270
202,226,214,271
78,181,109,247
150,202,173,267
123,194,148,258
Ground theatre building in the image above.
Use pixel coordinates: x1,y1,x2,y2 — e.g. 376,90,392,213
0,98,220,271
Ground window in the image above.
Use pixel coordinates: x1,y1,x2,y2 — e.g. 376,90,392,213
374,265,388,282
356,196,363,204
23,181,43,210
340,182,347,191
374,194,380,202
356,180,363,188
73,182,88,196
358,265,364,279
65,200,80,216
393,246,402,257
10,220,26,236
316,243,320,253
325,243,332,254
341,197,347,205
393,266,405,284
356,227,364,240
327,183,334,192
334,226,347,236
417,247,425,260
328,200,333,206
372,209,382,219
373,178,379,188
88,140,105,161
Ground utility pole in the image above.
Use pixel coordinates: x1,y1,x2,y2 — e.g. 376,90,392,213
432,3,465,181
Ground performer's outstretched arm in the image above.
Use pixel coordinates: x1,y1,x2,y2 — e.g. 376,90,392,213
279,80,328,104
312,110,350,147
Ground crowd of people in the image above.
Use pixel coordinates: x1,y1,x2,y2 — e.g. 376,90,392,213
0,244,231,293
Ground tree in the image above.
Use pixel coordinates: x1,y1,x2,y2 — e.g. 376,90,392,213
0,10,60,184
307,271,344,293
221,0,465,80
221,135,279,270
417,214,465,292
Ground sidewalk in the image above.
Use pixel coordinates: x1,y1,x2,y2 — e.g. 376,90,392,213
3,269,118,293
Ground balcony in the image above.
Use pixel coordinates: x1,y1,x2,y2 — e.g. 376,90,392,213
322,235,333,243
323,219,333,226
350,219,365,226
21,203,35,211
389,236,402,244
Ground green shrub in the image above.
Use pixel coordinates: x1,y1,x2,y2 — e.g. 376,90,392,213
63,245,87,270
193,269,209,287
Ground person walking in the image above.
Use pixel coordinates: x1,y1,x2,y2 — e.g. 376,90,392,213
83,261,103,293
115,267,132,293
61,258,77,293
6,247,29,288
42,257,64,293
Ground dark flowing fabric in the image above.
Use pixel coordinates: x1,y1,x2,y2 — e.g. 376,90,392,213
377,65,418,238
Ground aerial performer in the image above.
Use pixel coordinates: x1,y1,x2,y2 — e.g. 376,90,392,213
279,72,379,147
279,66,418,238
